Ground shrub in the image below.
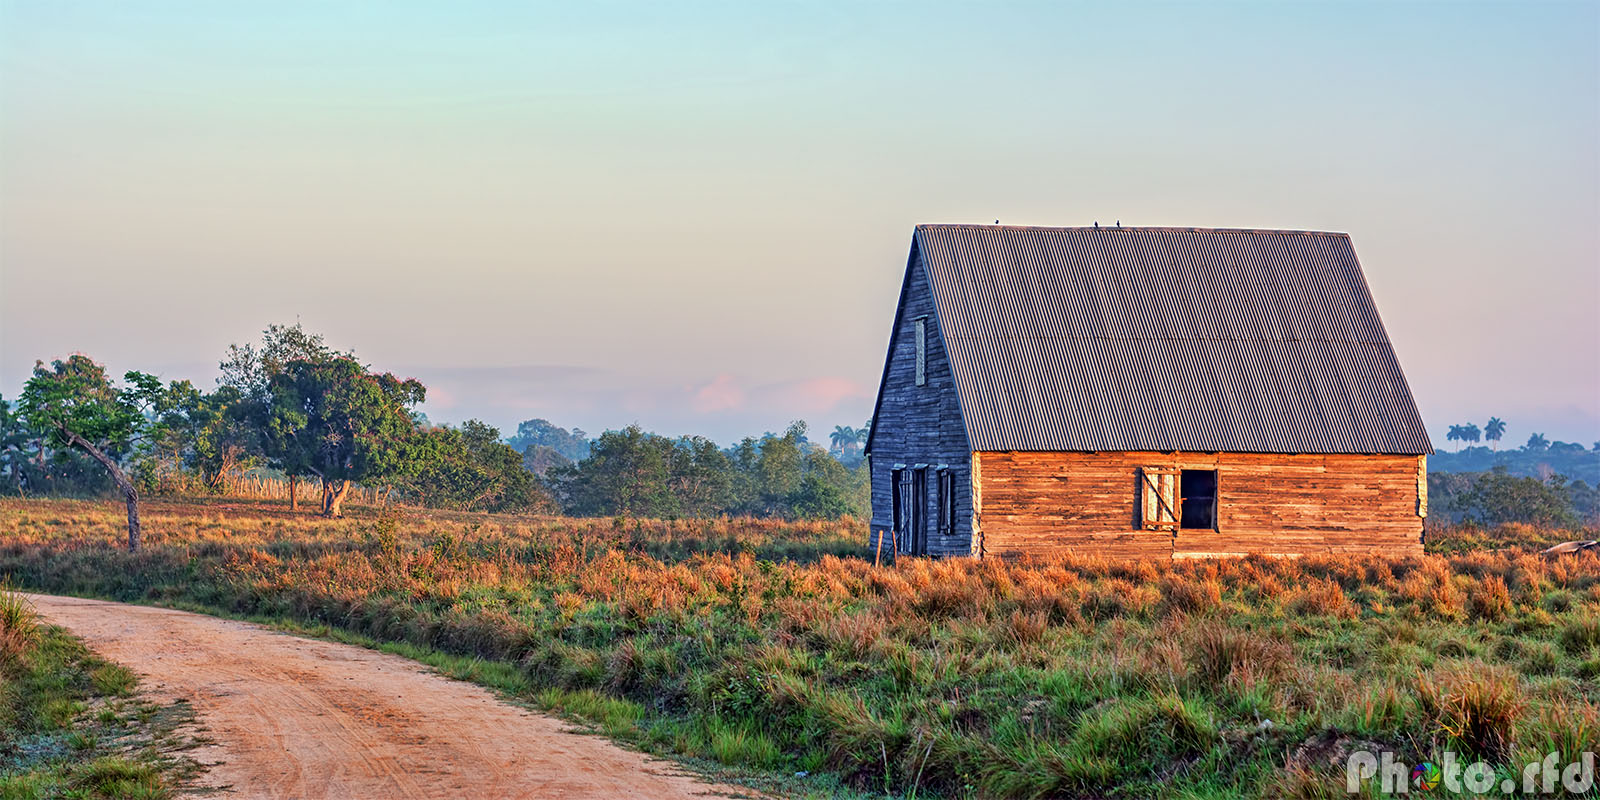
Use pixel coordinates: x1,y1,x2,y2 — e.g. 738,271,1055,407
1560,617,1600,655
1159,574,1221,615
1183,622,1293,690
1415,665,1525,763
1467,576,1512,621
1287,579,1357,619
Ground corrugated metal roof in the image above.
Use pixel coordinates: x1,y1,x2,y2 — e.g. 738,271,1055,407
913,224,1432,455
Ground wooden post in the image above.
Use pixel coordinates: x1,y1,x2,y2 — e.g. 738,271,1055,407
874,528,883,566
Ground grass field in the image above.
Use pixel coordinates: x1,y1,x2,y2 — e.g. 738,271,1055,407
0,497,1596,798
0,588,201,799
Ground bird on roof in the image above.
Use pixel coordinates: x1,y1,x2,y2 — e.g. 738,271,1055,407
1094,221,1099,229
1116,220,1121,228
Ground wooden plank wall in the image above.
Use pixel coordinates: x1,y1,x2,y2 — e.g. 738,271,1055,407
867,250,974,557
975,451,1425,560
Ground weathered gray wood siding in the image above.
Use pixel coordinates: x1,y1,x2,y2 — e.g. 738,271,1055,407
868,250,973,557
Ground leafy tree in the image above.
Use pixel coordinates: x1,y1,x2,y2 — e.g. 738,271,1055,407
755,422,809,512
187,385,261,493
133,381,259,495
1457,466,1576,527
267,356,425,517
0,396,49,496
1524,432,1550,452
505,419,590,462
791,447,857,518
220,324,340,510
16,356,182,550
522,445,573,478
551,425,678,516
659,436,732,517
1484,417,1505,449
401,420,549,512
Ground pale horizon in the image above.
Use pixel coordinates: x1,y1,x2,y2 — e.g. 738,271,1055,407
4,1,1598,448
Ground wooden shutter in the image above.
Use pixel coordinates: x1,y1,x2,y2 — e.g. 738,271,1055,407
1140,467,1178,531
937,468,954,539
1416,455,1427,518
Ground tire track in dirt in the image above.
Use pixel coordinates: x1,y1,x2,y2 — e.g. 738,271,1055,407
25,593,750,800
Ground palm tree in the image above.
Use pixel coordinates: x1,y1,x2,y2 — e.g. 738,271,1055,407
830,425,857,454
1484,417,1505,449
1463,423,1481,447
1446,425,1465,450
1525,432,1549,452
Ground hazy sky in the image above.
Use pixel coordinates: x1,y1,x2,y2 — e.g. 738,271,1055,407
3,1,1597,447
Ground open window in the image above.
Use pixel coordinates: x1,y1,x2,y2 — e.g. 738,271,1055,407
1180,469,1217,530
1140,467,1178,531
914,317,927,386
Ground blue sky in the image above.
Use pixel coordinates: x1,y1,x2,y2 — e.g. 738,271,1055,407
3,1,1597,446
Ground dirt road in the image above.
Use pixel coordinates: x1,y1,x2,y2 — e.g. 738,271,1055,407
25,593,747,800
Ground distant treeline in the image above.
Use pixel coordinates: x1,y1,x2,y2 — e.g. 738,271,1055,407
536,421,867,520
1,324,869,533
1430,443,1599,486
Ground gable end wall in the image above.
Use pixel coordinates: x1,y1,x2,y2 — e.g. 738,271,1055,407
869,250,972,556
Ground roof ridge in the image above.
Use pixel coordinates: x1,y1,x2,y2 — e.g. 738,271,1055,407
915,223,1350,237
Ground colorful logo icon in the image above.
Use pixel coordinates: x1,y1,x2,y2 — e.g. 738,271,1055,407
1411,761,1442,791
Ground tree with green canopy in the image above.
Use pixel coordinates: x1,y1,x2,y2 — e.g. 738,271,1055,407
16,355,185,550
219,323,340,510
400,420,549,512
505,418,590,462
552,425,677,517
1525,432,1550,452
267,355,425,517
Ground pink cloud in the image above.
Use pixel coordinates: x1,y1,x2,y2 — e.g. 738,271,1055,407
425,385,457,410
790,376,871,412
693,374,746,413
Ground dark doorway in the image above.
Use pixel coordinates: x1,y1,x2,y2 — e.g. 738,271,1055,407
1180,469,1218,530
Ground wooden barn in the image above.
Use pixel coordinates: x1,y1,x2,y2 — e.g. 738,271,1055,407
864,224,1432,560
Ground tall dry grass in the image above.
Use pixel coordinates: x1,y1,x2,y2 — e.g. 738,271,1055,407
1,497,1595,799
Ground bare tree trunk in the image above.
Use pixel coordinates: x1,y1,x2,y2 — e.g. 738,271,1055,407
288,474,298,511
64,430,140,551
325,479,351,518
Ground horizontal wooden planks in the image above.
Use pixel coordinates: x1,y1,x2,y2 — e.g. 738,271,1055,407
975,451,1424,560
